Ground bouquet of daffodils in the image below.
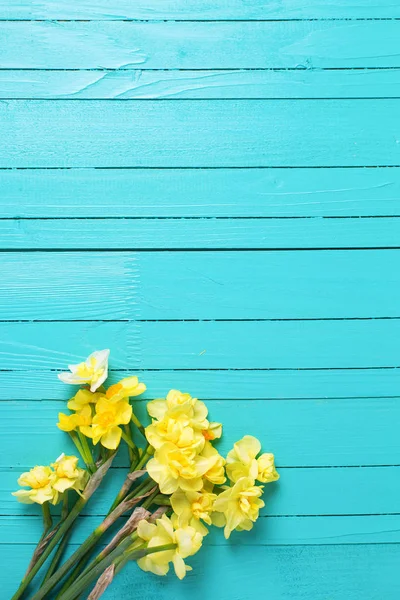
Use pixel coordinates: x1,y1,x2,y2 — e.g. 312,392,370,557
12,350,279,600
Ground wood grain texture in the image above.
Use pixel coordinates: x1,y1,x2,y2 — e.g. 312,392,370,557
3,544,400,600
3,466,399,517
1,0,400,20
1,399,398,467
4,515,400,546
3,167,400,218
3,69,400,100
2,216,400,249
1,368,400,400
1,320,400,369
2,100,400,167
1,250,400,320
2,22,400,70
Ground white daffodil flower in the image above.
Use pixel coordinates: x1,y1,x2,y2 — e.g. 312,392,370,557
58,349,110,392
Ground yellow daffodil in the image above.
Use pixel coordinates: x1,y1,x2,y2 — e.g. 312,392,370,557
67,389,103,411
146,390,213,454
106,376,146,402
57,404,92,433
200,442,226,486
51,454,87,497
58,349,110,392
257,452,279,484
213,476,265,539
147,442,218,494
83,397,132,450
226,435,278,484
12,466,56,505
136,514,203,579
171,489,216,534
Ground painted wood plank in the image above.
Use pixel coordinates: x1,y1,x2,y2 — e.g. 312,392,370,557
2,100,399,168
0,319,395,368
3,69,400,100
1,0,400,20
3,167,400,218
0,320,399,370
3,544,400,600
1,398,398,467
1,368,400,401
3,466,399,517
2,22,400,70
4,515,400,546
2,216,400,249
2,251,400,321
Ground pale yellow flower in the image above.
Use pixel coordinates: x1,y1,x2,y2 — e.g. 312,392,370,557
51,454,87,497
12,466,56,505
202,421,222,441
58,349,110,392
136,514,203,579
145,390,211,454
201,441,226,486
257,452,279,484
83,397,132,450
147,442,217,494
105,376,146,402
67,389,103,411
213,476,264,539
226,435,278,484
57,404,92,433
171,489,216,534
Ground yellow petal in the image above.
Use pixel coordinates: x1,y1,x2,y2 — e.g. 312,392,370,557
100,426,122,450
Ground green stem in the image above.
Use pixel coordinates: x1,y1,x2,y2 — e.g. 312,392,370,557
131,412,146,438
11,495,87,600
40,494,71,587
77,432,96,473
24,503,53,577
68,432,92,472
120,429,136,450
123,425,135,462
59,543,177,600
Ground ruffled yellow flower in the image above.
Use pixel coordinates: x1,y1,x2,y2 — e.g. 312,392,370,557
83,397,132,450
201,441,226,486
12,466,56,505
147,442,217,494
136,514,203,579
57,404,92,433
226,435,279,484
257,452,279,484
106,376,146,402
213,476,265,539
146,390,214,453
171,489,216,534
67,389,103,411
51,454,87,497
58,349,110,392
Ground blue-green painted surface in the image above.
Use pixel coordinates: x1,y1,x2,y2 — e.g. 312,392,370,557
1,2,400,598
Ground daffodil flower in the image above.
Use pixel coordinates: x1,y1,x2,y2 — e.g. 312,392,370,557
213,476,265,539
83,397,132,450
12,466,56,505
58,349,110,392
147,442,218,494
105,376,146,402
171,489,216,534
67,389,103,411
200,441,226,486
51,454,87,499
57,404,92,433
226,435,279,484
136,514,203,579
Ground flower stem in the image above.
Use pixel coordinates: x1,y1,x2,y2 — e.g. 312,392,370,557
131,412,146,438
77,432,96,473
68,432,93,473
40,494,71,586
58,543,177,600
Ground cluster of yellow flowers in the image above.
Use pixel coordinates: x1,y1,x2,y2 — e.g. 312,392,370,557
12,349,280,597
12,454,87,505
131,390,279,577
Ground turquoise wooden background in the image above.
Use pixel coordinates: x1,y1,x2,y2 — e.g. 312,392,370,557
1,1,400,598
